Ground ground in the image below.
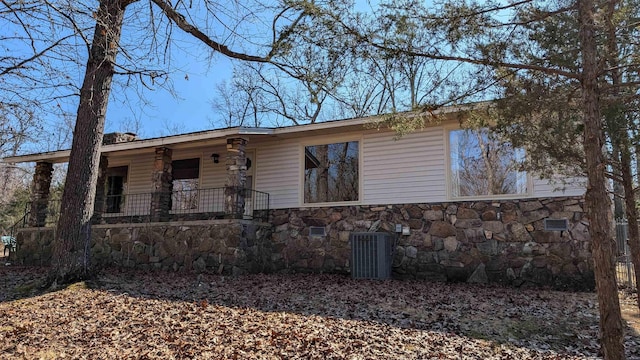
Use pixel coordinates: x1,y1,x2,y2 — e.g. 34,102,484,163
0,266,639,359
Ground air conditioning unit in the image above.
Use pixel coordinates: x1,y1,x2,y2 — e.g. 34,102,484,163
350,232,395,280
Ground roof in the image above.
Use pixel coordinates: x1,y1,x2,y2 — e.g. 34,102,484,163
2,103,479,164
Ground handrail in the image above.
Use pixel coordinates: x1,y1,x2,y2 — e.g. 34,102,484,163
6,211,29,260
22,186,270,226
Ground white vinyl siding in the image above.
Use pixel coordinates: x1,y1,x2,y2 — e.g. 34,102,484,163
255,140,300,209
103,125,585,212
363,128,447,204
105,153,153,215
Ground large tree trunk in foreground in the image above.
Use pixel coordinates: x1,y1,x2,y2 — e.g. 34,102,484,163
579,0,625,358
52,0,129,284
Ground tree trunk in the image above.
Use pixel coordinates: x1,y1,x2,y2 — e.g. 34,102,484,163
578,0,626,358
52,0,129,284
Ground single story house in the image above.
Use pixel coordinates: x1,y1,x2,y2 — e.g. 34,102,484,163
4,107,592,289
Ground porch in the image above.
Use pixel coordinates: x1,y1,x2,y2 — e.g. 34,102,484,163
18,186,270,229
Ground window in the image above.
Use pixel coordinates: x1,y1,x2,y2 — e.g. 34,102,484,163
106,166,128,213
171,158,200,211
304,141,359,203
449,128,527,198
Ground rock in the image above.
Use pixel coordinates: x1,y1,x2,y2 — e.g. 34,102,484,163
570,222,590,242
424,210,443,221
507,223,532,242
532,256,548,268
476,239,498,256
423,234,433,248
522,241,537,255
408,219,423,229
433,237,444,251
445,205,458,214
484,230,493,239
454,219,483,229
193,257,207,272
429,221,457,237
481,209,498,221
564,205,583,212
457,208,479,219
521,209,550,224
406,246,418,258
483,221,504,233
467,263,488,283
444,237,458,252
520,200,543,212
407,205,423,219
463,228,486,243
272,213,290,226
506,267,517,280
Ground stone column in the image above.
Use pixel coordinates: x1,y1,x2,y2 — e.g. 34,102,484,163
28,161,53,227
225,137,248,218
92,156,109,223
150,147,173,222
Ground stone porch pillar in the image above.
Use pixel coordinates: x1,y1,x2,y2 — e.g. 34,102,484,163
150,147,173,222
225,137,248,218
92,156,109,223
28,161,53,227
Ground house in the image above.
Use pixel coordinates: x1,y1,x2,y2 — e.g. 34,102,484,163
4,108,593,289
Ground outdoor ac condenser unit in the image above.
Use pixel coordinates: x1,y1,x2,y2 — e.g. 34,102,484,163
350,232,395,280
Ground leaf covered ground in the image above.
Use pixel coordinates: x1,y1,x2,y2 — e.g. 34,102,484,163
0,266,639,359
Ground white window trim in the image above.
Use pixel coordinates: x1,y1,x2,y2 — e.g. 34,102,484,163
444,125,533,201
299,135,363,207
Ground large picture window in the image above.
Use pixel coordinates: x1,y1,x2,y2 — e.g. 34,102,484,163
304,141,359,203
449,128,527,198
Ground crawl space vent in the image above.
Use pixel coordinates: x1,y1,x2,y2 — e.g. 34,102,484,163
309,226,326,237
544,218,569,231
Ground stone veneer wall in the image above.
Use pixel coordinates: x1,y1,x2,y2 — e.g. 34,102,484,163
14,220,273,276
13,196,594,290
269,196,594,290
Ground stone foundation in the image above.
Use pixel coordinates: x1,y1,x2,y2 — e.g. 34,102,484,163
13,196,594,290
14,220,273,276
269,196,594,290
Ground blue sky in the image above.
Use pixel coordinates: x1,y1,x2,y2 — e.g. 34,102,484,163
104,0,380,139
105,46,235,138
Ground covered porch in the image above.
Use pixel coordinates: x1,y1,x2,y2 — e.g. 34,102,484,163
10,131,272,232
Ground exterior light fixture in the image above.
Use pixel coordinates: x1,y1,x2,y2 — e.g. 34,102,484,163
211,153,220,163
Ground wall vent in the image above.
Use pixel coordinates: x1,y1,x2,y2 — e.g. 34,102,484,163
350,232,395,280
309,226,326,237
544,218,569,231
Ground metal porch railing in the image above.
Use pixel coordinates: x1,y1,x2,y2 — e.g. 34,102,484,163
615,218,637,289
24,187,270,226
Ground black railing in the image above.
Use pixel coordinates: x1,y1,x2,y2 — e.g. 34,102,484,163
24,187,270,226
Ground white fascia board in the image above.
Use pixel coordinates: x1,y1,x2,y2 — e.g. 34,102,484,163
3,127,275,164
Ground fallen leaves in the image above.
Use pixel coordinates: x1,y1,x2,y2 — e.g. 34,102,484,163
0,267,638,359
